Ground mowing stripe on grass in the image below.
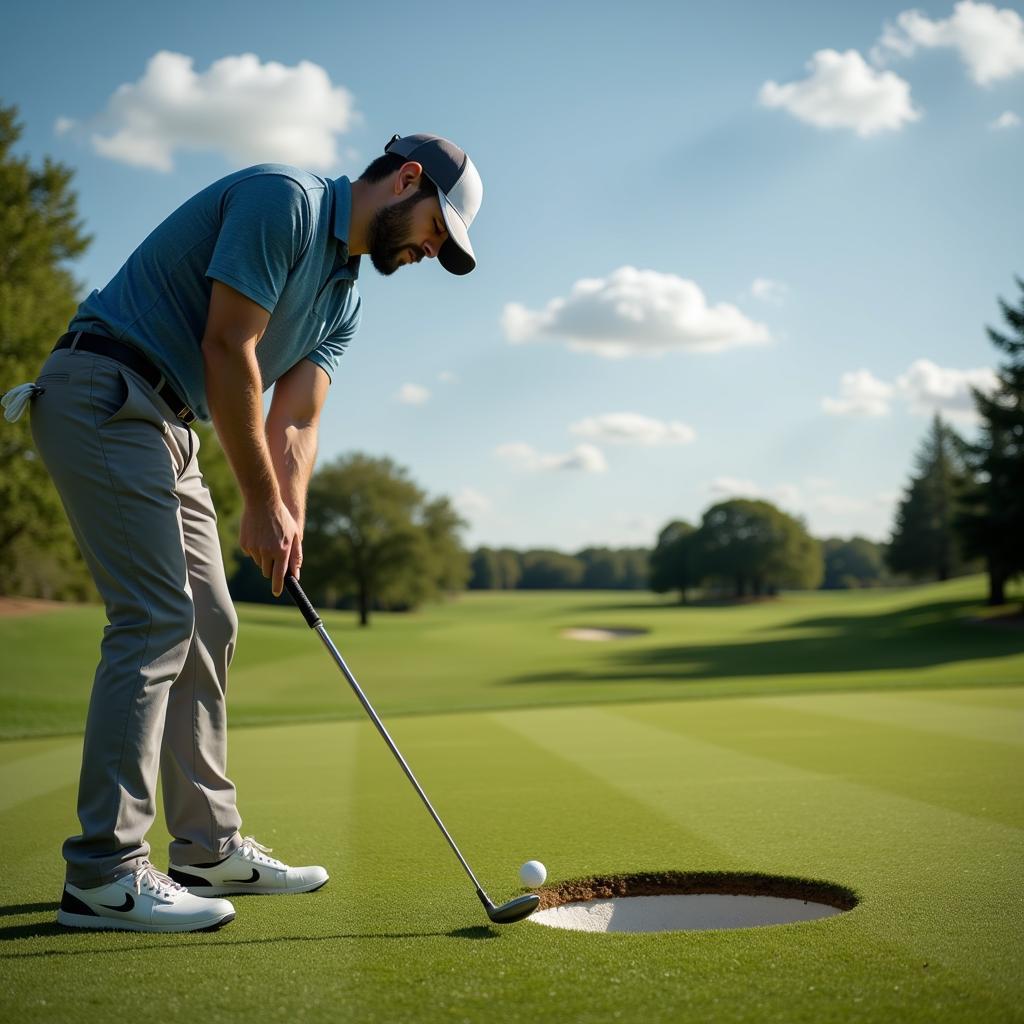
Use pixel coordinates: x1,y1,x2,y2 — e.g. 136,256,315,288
0,741,81,813
762,690,1024,747
668,692,1024,829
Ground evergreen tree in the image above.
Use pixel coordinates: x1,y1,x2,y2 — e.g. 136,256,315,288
888,414,970,582
957,277,1024,605
0,103,91,597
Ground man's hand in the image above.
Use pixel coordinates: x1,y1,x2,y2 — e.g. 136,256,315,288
240,498,302,597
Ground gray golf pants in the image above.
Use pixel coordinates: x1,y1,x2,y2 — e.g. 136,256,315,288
30,346,243,887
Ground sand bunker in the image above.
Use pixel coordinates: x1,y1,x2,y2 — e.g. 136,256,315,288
530,872,858,933
560,627,647,642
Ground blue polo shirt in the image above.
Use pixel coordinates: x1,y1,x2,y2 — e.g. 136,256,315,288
69,166,362,421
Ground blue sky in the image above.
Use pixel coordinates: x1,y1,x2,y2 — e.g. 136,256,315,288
3,0,1022,550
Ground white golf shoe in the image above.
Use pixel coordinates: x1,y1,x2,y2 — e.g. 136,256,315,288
57,862,236,932
169,836,329,896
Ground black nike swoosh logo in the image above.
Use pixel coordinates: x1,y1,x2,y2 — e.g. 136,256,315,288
224,868,260,884
99,892,135,913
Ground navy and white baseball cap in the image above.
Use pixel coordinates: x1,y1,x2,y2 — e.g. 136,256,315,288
384,133,483,276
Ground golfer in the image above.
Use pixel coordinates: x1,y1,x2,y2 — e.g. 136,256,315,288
21,133,482,932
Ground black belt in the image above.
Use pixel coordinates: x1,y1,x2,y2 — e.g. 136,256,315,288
54,332,196,424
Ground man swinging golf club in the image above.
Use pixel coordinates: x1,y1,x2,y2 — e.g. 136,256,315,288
20,133,483,932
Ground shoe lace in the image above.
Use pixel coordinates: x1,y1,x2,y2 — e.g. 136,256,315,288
238,836,286,869
132,862,188,901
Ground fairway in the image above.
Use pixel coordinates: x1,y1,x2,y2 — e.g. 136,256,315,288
2,579,1023,1023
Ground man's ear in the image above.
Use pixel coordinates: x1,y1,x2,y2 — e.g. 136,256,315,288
395,161,424,196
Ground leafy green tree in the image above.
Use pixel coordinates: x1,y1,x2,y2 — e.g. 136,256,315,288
302,453,466,625
888,414,971,582
695,499,822,597
418,496,470,594
0,103,92,598
956,277,1024,605
821,537,887,589
649,520,698,603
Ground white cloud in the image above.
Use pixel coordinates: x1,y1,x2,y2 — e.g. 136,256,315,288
706,477,764,499
495,442,608,473
822,361,998,422
751,278,789,304
873,2,1024,86
700,477,899,540
396,383,430,405
896,358,999,422
990,110,1021,128
453,487,491,517
502,266,771,358
569,412,696,446
438,370,457,383
71,51,357,172
759,49,920,136
703,478,805,515
822,370,895,417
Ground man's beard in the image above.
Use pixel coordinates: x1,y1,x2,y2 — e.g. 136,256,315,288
367,193,429,276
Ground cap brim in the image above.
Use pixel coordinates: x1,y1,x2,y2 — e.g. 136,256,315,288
438,191,476,275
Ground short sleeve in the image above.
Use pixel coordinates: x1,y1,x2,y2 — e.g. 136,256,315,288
206,174,311,314
305,297,362,383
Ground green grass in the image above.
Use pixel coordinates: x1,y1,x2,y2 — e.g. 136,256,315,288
1,577,1022,1022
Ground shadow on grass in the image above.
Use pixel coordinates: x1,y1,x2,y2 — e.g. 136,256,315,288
0,919,499,955
507,597,1024,685
0,902,55,918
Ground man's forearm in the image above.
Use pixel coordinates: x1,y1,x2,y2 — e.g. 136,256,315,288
266,415,319,528
203,338,280,506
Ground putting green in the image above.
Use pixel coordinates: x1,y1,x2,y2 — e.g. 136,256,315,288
1,581,1022,1022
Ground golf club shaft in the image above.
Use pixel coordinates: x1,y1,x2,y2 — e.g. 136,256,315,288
284,576,493,908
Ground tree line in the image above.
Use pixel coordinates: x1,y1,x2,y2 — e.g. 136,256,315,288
468,547,649,591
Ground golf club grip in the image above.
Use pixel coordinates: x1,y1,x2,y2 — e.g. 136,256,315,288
284,575,322,629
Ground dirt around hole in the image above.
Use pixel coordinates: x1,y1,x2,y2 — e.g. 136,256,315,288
535,871,859,912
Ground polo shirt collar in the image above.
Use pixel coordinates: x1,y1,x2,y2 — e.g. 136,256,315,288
331,176,361,280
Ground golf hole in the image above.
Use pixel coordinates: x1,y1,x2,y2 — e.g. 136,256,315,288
530,872,858,933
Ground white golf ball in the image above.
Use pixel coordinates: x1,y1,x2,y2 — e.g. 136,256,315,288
519,859,547,887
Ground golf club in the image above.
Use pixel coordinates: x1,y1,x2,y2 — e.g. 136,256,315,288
284,574,540,926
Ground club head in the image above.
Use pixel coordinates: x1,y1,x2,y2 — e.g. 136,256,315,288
485,893,541,924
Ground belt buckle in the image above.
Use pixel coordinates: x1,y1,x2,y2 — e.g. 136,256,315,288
176,405,195,424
